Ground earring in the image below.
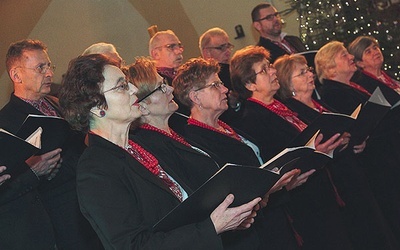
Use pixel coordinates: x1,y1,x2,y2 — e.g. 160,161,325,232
90,110,106,118
292,91,296,97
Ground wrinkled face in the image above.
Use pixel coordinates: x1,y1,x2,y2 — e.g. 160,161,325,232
333,47,357,76
204,35,233,64
153,34,184,69
14,49,54,100
290,63,315,97
357,43,384,71
101,65,141,123
250,59,280,97
145,74,178,118
194,73,229,113
254,6,282,38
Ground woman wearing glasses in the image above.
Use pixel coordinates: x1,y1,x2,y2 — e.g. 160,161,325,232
173,57,306,250
126,57,220,190
229,46,359,250
315,41,400,248
59,54,262,250
126,57,279,249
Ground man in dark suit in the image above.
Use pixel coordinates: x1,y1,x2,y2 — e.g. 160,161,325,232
0,39,100,249
251,3,307,63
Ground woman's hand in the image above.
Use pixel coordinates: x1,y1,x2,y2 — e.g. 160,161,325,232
0,166,11,186
353,137,367,154
211,194,261,234
286,169,316,190
268,169,300,195
314,133,343,154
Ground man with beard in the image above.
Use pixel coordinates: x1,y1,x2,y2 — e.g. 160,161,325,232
251,3,306,63
0,39,101,250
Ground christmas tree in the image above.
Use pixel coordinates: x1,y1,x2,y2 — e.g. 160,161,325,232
284,0,400,80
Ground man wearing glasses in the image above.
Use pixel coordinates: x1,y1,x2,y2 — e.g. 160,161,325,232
199,27,242,124
251,3,306,63
149,30,189,133
0,39,100,249
149,30,184,84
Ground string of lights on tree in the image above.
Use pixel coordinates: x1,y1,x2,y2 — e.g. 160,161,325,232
283,0,400,80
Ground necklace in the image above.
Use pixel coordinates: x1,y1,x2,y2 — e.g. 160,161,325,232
140,124,191,147
349,81,371,96
248,97,307,132
125,139,183,201
187,117,242,142
312,99,330,114
125,140,160,175
362,70,400,93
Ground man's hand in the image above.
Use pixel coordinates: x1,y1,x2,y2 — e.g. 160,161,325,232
25,148,62,178
0,166,11,185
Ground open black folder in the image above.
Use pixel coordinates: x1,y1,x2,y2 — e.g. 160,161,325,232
261,144,332,174
16,114,70,154
289,87,391,148
0,128,41,179
153,142,332,232
153,163,280,232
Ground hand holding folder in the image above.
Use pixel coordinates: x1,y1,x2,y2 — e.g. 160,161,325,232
153,164,281,232
16,114,70,154
0,127,42,179
289,87,391,150
153,141,330,232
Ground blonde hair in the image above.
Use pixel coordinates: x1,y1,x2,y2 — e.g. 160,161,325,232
315,41,344,83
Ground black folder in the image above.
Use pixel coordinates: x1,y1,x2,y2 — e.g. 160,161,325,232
16,114,70,154
261,145,332,174
153,163,280,232
0,128,40,179
289,113,355,148
289,87,391,148
348,87,391,145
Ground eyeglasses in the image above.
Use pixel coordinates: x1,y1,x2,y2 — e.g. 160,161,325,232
103,79,130,94
137,79,168,103
205,43,234,52
292,67,314,78
255,63,274,76
155,43,184,52
16,62,56,74
194,81,224,92
256,12,280,22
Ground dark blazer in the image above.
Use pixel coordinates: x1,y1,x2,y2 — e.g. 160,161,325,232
0,94,100,250
132,127,264,250
351,70,400,137
257,35,306,63
77,133,222,250
287,95,400,249
232,100,299,160
350,71,400,238
131,127,220,190
184,124,262,167
234,98,357,250
184,122,300,250
318,79,369,115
